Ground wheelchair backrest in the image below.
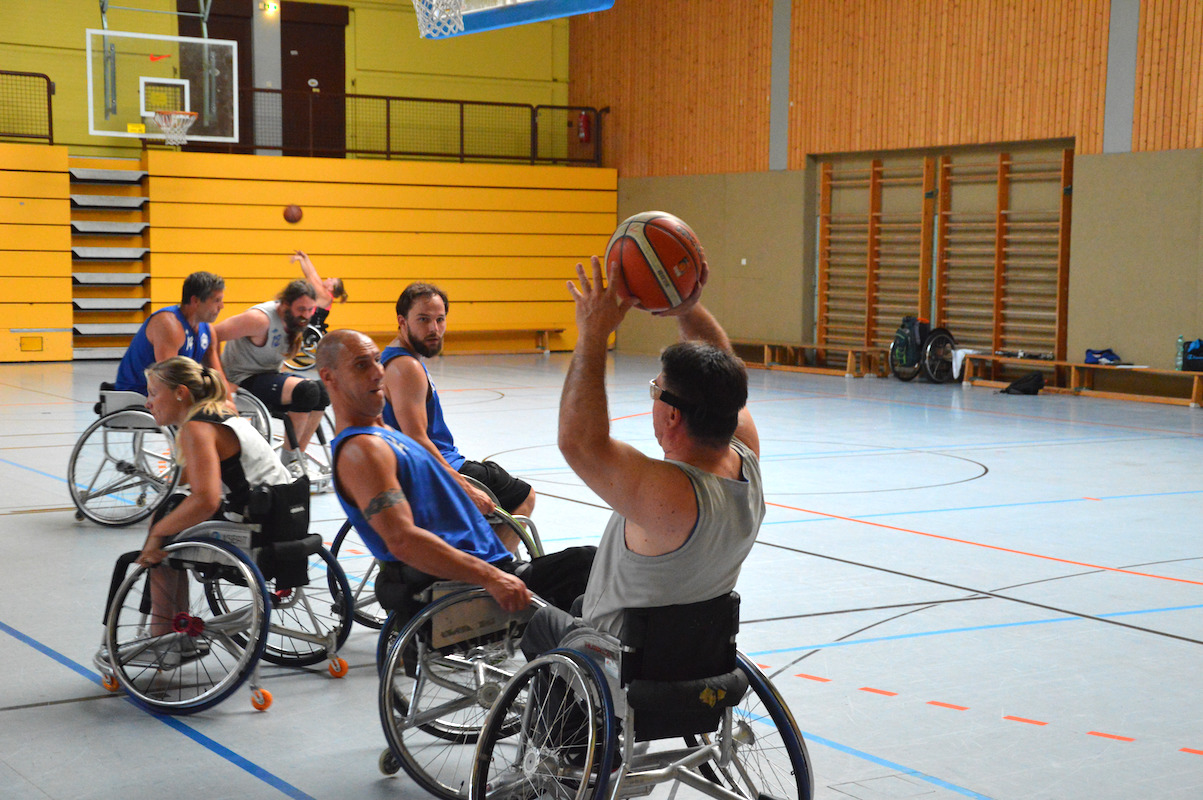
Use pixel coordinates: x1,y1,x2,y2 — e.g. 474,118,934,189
619,592,740,685
247,476,310,545
97,384,151,417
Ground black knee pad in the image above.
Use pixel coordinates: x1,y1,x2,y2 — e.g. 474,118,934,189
289,379,326,412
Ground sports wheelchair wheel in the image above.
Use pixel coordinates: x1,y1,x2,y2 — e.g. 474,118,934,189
233,391,272,441
68,408,179,526
469,650,617,800
379,587,538,799
207,544,352,668
285,324,324,371
689,653,814,800
920,327,957,383
100,538,270,714
331,519,388,629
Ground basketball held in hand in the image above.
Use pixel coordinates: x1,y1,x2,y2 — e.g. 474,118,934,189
605,211,702,312
284,204,303,223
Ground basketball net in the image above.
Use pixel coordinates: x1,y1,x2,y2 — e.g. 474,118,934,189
153,110,198,146
411,0,464,37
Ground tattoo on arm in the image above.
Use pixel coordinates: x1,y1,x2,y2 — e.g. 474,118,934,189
363,488,406,522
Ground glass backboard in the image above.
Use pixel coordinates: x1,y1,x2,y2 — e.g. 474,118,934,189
85,28,238,142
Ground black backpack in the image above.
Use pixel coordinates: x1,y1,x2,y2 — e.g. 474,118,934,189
891,315,928,370
1000,371,1044,395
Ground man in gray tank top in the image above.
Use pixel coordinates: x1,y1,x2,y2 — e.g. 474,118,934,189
522,253,763,654
216,278,331,485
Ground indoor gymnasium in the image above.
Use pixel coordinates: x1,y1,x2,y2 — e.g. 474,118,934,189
1,1,1201,798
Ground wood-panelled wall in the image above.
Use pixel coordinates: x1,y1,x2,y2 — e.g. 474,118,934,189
1134,0,1203,151
146,151,616,352
568,0,772,176
0,143,72,362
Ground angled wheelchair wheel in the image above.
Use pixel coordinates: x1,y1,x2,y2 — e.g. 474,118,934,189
920,327,957,383
888,339,920,381
463,475,544,558
103,538,270,715
331,519,387,629
233,391,272,441
285,324,323,371
380,587,535,800
690,652,814,800
469,650,617,800
261,545,352,667
68,409,179,526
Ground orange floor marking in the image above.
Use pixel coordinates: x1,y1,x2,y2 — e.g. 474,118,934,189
796,673,831,682
1180,748,1203,755
1088,731,1135,742
858,687,898,696
767,501,1203,586
1083,497,1102,501
1003,715,1048,726
927,701,969,710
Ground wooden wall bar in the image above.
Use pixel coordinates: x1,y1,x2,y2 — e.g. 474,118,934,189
146,151,617,353
1134,0,1203,151
569,0,772,177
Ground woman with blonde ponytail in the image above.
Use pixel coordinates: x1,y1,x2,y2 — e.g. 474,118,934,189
98,356,296,641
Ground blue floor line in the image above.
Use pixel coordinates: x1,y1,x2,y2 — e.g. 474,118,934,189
748,603,1203,656
798,728,994,799
0,617,315,800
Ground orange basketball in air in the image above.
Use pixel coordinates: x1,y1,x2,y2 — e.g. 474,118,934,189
605,211,702,312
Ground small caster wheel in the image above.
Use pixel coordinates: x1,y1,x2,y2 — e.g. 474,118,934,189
379,748,400,776
75,510,84,521
328,657,349,678
251,688,273,711
101,674,120,692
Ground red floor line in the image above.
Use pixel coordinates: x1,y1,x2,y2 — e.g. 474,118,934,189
795,673,831,682
928,701,969,710
1180,748,1203,755
766,501,1203,587
858,687,898,696
1087,731,1135,742
1003,715,1048,726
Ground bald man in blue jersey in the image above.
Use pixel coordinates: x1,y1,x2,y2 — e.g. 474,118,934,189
318,329,592,617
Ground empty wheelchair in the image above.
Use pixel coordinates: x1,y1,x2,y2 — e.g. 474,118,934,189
332,476,543,631
69,384,179,526
95,477,354,714
469,593,814,800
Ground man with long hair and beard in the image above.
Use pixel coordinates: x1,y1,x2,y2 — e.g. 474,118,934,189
381,283,536,543
216,278,331,483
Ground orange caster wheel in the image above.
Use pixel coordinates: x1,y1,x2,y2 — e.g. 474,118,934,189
101,674,120,692
328,657,349,678
251,688,273,711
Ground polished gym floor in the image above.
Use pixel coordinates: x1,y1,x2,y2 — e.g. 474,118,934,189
1,352,1201,799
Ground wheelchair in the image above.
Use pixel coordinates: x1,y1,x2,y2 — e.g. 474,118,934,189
68,386,287,526
68,384,179,526
469,593,814,800
331,476,543,631
285,321,327,371
94,478,354,715
889,315,958,383
233,388,335,491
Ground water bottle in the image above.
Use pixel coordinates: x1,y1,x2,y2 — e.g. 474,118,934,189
1176,336,1184,370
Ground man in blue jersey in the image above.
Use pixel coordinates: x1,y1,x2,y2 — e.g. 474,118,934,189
113,271,228,395
382,283,536,525
317,329,591,616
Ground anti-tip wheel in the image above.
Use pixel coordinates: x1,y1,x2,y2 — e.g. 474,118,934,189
328,657,349,678
101,674,120,692
251,688,273,711
379,748,401,776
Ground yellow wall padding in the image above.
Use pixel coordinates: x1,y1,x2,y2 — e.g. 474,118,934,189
146,151,617,353
0,143,73,361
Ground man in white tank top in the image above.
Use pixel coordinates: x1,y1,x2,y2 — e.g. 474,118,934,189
522,253,763,653
216,278,331,484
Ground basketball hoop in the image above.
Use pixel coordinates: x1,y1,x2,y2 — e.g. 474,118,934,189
411,0,464,38
152,110,197,146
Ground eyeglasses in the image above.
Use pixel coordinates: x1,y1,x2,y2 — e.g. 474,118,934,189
649,379,692,411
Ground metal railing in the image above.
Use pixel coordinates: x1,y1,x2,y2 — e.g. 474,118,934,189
195,88,604,166
0,71,54,145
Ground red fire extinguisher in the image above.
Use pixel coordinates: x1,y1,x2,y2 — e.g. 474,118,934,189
577,110,591,144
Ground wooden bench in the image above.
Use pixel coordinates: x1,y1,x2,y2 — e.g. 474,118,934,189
731,339,890,378
964,354,1203,407
361,328,565,355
